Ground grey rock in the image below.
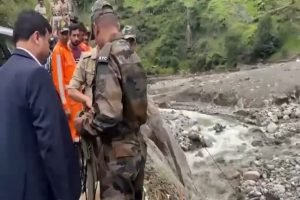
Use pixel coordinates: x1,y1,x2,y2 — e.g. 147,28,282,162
274,94,289,105
200,136,214,148
243,180,256,187
244,171,261,181
283,108,292,116
213,123,226,133
283,115,290,120
190,125,200,132
295,108,300,118
224,169,240,180
273,184,285,194
268,112,278,123
260,195,266,200
188,133,201,142
267,122,279,133
252,140,264,147
274,111,283,119
266,164,275,170
249,189,262,198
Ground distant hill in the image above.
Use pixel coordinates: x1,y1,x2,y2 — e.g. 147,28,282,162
3,0,300,74
114,0,300,74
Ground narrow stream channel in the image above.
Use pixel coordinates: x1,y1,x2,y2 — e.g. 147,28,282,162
160,109,260,200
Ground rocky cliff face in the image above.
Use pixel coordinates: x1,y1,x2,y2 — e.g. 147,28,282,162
142,98,201,199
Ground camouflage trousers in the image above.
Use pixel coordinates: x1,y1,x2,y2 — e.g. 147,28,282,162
98,133,147,200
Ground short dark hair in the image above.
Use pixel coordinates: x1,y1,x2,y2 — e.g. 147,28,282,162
69,23,80,34
13,10,52,43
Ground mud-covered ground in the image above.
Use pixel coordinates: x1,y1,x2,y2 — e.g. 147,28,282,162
149,60,300,200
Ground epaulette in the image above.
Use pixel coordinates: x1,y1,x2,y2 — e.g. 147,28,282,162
110,39,130,55
82,51,92,60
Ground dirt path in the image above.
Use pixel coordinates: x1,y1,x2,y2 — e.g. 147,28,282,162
149,61,300,108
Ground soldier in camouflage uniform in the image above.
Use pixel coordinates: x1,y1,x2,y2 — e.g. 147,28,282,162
122,25,137,51
75,1,148,200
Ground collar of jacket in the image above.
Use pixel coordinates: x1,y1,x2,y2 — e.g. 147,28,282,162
12,48,42,66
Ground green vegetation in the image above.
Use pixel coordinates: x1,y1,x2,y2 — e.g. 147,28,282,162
0,0,52,27
114,0,300,74
1,0,300,74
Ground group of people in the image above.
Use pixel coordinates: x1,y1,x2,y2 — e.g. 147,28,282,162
0,1,147,200
34,0,73,34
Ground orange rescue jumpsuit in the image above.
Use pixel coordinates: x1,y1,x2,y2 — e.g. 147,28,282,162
80,42,92,52
51,41,83,141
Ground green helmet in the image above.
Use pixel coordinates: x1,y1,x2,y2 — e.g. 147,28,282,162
122,25,136,40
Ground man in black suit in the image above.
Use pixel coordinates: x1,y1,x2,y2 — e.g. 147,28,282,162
0,10,81,200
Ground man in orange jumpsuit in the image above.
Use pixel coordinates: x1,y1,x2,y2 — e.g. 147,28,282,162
78,23,92,52
51,24,82,141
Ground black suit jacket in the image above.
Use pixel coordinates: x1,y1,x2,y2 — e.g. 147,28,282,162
0,49,81,200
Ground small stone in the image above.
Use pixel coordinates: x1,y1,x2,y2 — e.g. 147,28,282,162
191,125,200,132
283,115,290,120
281,103,288,108
252,140,264,147
249,189,262,198
295,108,300,118
225,169,240,180
274,111,283,119
213,123,226,133
243,180,256,187
195,150,204,157
283,108,292,116
266,164,275,170
188,133,200,142
253,160,261,166
158,102,170,108
243,171,261,181
273,184,285,194
267,122,279,133
274,95,289,105
260,195,266,200
200,136,213,148
268,112,278,123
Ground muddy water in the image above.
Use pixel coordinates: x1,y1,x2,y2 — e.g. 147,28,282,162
160,109,261,200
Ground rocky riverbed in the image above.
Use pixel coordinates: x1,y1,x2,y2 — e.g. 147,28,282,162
149,61,300,200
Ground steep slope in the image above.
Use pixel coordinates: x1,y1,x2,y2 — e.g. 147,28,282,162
117,0,300,74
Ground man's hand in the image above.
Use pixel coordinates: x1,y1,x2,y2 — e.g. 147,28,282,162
74,116,83,133
84,97,93,110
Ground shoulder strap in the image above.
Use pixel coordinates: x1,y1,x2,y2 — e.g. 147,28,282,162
92,43,113,103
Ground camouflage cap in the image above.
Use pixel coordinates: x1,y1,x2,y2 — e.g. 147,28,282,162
122,25,136,40
91,0,114,22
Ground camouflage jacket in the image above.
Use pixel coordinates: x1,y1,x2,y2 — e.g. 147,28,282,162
82,37,148,138
68,47,98,100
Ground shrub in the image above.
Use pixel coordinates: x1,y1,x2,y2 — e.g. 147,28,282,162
251,15,282,61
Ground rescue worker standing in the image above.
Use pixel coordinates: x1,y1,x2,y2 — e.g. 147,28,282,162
61,0,72,24
68,23,82,63
79,23,92,52
50,0,63,35
75,1,148,199
51,24,82,141
122,25,137,51
34,0,47,19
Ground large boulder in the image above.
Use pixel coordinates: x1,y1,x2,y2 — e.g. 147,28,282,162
141,98,202,199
